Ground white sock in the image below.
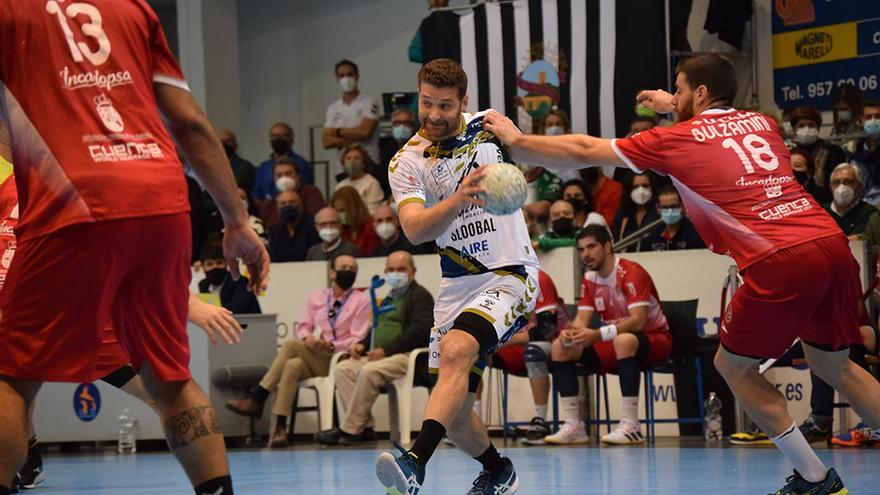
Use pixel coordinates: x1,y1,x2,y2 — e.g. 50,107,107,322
472,400,482,417
771,422,828,483
534,404,548,420
560,396,580,426
620,396,639,426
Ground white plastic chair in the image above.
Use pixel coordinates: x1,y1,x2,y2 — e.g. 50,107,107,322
385,347,429,446
297,351,346,431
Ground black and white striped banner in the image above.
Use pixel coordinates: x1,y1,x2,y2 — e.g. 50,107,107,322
427,0,668,138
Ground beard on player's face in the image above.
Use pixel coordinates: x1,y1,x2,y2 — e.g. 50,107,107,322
675,92,696,122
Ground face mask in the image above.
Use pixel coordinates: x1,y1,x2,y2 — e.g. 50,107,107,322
280,205,300,223
319,227,340,243
864,118,880,139
334,269,357,290
794,127,818,146
833,184,855,207
630,186,652,206
392,124,414,142
836,110,852,123
544,126,565,136
205,267,226,287
344,161,364,176
385,272,410,290
566,197,586,212
782,121,793,137
793,170,809,184
275,176,297,192
551,217,575,237
660,207,683,225
375,221,397,241
223,143,235,158
270,138,290,155
339,212,348,226
339,76,357,93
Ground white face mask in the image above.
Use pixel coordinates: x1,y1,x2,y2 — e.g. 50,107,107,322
544,126,565,136
318,227,340,243
276,176,297,192
375,221,397,241
794,127,819,146
339,76,357,93
385,271,410,290
630,186,652,206
833,184,855,207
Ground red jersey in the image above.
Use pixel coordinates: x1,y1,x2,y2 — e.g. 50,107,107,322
522,270,570,338
611,108,841,269
578,257,668,334
0,1,190,242
0,168,16,290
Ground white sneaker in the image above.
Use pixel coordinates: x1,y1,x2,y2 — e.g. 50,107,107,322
544,422,589,445
600,420,646,445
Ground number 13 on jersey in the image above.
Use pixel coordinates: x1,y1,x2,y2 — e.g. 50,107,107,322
46,0,111,66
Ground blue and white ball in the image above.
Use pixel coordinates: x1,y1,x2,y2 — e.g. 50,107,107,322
478,163,528,216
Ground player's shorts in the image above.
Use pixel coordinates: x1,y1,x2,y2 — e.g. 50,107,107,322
578,331,673,375
0,213,192,382
94,322,131,378
429,265,539,392
721,234,863,360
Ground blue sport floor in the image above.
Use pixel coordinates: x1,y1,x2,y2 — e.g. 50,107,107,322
32,442,880,494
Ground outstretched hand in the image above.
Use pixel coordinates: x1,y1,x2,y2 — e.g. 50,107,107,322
483,109,522,145
636,89,675,114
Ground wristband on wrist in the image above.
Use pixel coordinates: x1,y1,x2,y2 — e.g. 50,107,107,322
599,324,618,342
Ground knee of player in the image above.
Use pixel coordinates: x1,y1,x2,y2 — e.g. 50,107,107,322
612,333,639,356
549,339,575,362
439,332,479,367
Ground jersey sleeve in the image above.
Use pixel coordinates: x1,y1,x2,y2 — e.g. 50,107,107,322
621,264,655,309
149,11,188,90
363,96,379,120
578,277,595,312
610,127,671,175
389,153,426,209
535,272,560,314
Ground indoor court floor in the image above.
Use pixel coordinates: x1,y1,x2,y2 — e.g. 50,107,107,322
31,440,880,494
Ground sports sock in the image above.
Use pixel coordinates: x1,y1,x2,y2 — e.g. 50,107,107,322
474,444,506,475
559,396,579,425
251,386,270,404
275,415,287,429
534,404,548,420
617,357,641,397
551,362,579,396
771,422,828,483
620,396,639,425
194,475,234,495
409,419,446,468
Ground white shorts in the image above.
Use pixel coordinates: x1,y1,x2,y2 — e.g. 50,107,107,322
428,266,540,375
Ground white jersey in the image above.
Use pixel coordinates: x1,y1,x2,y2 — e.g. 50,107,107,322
390,111,539,279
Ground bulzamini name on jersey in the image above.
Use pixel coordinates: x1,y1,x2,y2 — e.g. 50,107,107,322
60,66,134,91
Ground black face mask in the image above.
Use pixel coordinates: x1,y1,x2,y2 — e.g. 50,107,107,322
793,170,809,184
280,205,300,223
205,268,227,286
552,218,575,237
270,138,290,155
334,270,357,290
567,198,586,213
581,167,600,184
222,143,236,158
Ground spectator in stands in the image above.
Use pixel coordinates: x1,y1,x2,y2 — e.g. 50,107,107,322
562,179,603,229
522,208,540,243
581,167,622,227
307,207,362,261
316,251,434,446
226,254,370,447
236,187,267,242
823,163,875,237
852,100,880,206
260,156,326,227
538,109,580,183
218,129,256,194
789,106,848,190
522,164,563,224
535,200,605,253
331,186,381,255
628,116,655,136
546,226,672,446
614,116,657,182
830,83,866,146
267,190,320,262
644,185,705,251
613,171,661,252
790,147,831,205
408,0,456,64
322,59,380,164
252,122,314,206
378,107,418,196
335,143,385,213
780,107,794,141
197,244,261,315
369,204,425,257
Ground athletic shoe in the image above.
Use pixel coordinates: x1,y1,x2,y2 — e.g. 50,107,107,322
18,449,45,489
798,417,832,444
465,457,519,495
769,468,848,495
600,420,646,445
544,422,589,445
830,423,880,448
376,442,424,495
729,421,772,446
521,417,551,446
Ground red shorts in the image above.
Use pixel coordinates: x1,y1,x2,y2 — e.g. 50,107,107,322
591,331,672,375
95,323,131,378
0,214,192,382
491,344,527,374
721,235,863,359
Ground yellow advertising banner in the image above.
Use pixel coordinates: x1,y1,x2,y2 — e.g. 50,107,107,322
772,21,857,69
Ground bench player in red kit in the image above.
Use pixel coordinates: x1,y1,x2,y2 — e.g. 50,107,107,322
0,3,269,495
485,53,880,494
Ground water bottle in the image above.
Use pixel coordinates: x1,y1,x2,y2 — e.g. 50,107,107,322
704,392,723,442
117,408,138,454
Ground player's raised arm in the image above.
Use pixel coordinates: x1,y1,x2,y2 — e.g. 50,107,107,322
483,110,625,169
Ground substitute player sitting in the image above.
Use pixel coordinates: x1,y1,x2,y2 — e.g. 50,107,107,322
375,58,539,495
545,225,671,445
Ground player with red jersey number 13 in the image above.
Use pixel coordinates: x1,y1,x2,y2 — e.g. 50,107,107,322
484,53,880,495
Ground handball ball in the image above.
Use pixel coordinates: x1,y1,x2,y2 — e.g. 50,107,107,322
478,163,528,216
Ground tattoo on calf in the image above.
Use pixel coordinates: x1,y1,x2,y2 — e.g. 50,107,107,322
164,405,222,450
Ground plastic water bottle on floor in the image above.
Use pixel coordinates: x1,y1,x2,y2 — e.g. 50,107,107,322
117,408,138,454
704,392,723,442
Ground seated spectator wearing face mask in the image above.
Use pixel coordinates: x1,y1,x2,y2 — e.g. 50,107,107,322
335,144,385,213
581,167,623,227
267,190,320,262
790,147,831,205
561,179,604,230
252,122,314,209
537,109,581,183
788,106,848,191
612,171,661,252
852,100,880,206
259,156,326,227
369,204,426,257
823,163,875,239
307,207,363,261
644,185,705,251
197,244,261,314
830,83,866,151
378,108,418,197
535,200,607,253
331,186,381,256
